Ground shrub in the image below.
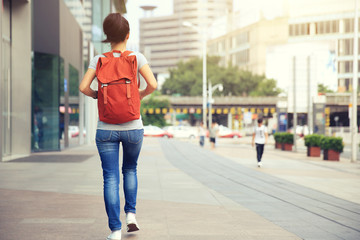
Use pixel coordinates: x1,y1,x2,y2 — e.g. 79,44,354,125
304,134,323,147
320,136,344,153
282,132,294,144
273,132,280,142
274,132,293,144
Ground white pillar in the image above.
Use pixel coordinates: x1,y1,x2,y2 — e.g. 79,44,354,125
351,0,359,162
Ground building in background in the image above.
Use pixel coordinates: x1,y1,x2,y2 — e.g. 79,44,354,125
139,0,233,79
208,0,356,93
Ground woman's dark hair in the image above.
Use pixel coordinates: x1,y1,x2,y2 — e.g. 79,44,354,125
257,119,263,124
102,13,130,43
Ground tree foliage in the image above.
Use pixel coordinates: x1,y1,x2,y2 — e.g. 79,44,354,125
161,56,282,97
318,83,334,94
140,92,170,127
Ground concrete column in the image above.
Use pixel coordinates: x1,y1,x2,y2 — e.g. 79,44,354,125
309,23,316,35
84,42,98,145
11,1,32,157
79,33,85,145
0,0,3,161
228,112,232,129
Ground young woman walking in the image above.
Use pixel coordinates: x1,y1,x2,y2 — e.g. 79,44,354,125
79,13,157,240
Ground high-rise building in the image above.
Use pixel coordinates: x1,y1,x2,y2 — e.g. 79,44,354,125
139,0,233,76
208,0,357,93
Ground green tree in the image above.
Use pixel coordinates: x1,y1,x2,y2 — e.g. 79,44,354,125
140,92,170,127
250,78,282,96
162,56,281,97
318,83,334,94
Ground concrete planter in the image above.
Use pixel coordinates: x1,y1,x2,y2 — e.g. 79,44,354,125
282,143,293,151
323,149,340,161
307,146,321,157
275,142,282,149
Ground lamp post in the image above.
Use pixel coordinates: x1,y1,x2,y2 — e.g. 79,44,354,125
208,80,223,127
182,21,207,128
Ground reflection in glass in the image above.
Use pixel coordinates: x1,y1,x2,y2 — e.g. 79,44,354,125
32,52,61,151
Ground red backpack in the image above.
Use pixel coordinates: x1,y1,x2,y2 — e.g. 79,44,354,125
96,50,141,124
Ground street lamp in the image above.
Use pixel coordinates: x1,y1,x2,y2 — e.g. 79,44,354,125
208,80,223,127
182,21,207,128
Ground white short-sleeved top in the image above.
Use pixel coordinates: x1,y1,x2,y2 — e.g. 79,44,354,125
254,125,268,144
88,51,148,131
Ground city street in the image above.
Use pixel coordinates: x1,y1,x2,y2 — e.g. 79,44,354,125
0,137,359,240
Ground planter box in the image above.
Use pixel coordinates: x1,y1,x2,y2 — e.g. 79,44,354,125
282,143,293,151
323,149,340,161
275,142,282,149
307,146,321,157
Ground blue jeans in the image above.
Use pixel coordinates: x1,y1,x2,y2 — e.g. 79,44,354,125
96,129,144,231
256,143,264,162
199,136,205,147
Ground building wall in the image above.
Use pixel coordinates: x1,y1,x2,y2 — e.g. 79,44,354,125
0,0,32,161
33,0,60,55
31,0,84,152
288,11,359,92
208,17,289,75
60,0,83,70
140,0,233,75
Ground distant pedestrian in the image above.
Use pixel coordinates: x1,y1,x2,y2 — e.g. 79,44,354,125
252,119,268,167
79,13,157,240
209,122,219,149
198,122,206,147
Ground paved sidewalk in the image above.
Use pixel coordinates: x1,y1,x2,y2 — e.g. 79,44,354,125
0,137,359,240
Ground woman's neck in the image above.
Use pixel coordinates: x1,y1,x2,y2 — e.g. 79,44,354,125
111,41,127,52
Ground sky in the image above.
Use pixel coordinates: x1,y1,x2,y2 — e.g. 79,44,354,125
125,0,174,50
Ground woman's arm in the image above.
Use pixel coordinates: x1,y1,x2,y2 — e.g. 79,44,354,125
79,68,97,99
252,132,255,147
139,64,157,99
265,132,269,145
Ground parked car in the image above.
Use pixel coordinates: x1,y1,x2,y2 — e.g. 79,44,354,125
61,125,86,139
144,125,173,138
163,125,198,139
218,125,241,138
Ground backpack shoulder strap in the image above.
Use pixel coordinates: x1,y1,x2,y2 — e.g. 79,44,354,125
103,52,113,58
121,51,133,57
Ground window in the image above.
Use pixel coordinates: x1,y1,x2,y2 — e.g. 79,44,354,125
289,25,294,36
235,32,248,46
338,39,353,56
235,49,249,66
32,53,62,151
344,18,354,33
338,61,353,73
331,20,339,33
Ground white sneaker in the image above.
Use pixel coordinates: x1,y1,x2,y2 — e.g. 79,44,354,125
126,213,140,232
106,230,121,240
257,162,262,167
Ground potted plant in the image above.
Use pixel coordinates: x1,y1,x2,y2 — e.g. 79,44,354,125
273,132,282,149
282,132,294,151
304,134,323,157
320,136,344,161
